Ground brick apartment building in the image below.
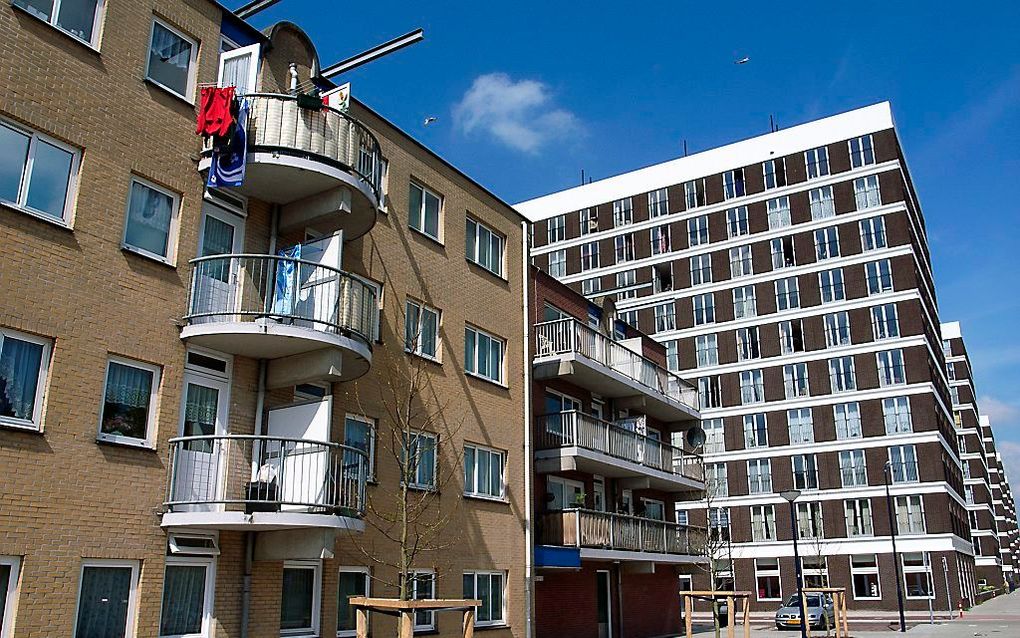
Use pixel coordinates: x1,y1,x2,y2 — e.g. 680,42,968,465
0,4,531,638
517,102,1020,612
528,267,704,638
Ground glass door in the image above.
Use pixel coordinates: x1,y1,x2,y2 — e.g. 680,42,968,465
174,371,229,511
192,202,244,323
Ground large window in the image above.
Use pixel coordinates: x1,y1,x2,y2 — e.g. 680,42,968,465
763,159,786,190
146,18,198,101
579,208,597,235
578,242,599,273
889,445,919,483
159,557,214,638
872,303,899,340
729,245,752,278
405,299,440,360
709,507,730,542
839,450,868,487
465,326,505,384
727,206,749,238
723,169,745,200
805,146,830,179
739,369,764,405
123,177,180,263
75,560,139,638
695,334,718,368
546,214,565,243
809,186,835,220
698,376,722,409
0,119,79,224
775,277,800,311
13,0,104,46
410,570,436,630
902,553,934,599
683,179,704,209
337,568,370,637
787,408,814,444
703,418,724,453
653,302,676,333
814,226,840,261
771,236,795,270
648,188,669,218
465,217,504,276
883,397,912,434
796,501,823,538
783,363,809,399
850,135,875,168
860,217,887,251
409,181,442,240
834,402,862,439
828,356,857,393
747,459,772,494
824,311,851,348
1,556,19,638
819,268,845,304
743,413,768,448
402,432,437,490
750,505,777,541
755,558,781,601
779,320,804,355
851,555,880,599
98,357,160,447
707,463,728,498
690,254,712,285
693,293,715,325
866,259,894,294
688,215,709,246
614,233,635,262
547,250,566,278
896,496,926,535
463,571,506,627
732,285,757,319
464,444,505,500
877,349,906,386
854,175,881,210
0,328,52,431
613,197,633,226
767,196,791,229
845,500,874,537
651,224,671,255
280,562,321,636
736,326,760,361
793,454,819,490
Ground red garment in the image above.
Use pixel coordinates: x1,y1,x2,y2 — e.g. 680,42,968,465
196,86,236,137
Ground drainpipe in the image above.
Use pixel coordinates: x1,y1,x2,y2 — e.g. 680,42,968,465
521,221,535,638
240,531,254,638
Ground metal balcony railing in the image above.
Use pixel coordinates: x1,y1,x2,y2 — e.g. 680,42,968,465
165,434,368,515
184,254,378,346
540,509,703,556
534,318,699,410
536,411,704,482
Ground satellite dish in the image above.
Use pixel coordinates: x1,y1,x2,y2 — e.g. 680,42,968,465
686,425,706,449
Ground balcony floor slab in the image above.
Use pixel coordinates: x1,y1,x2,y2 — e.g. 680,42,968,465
161,510,365,532
535,447,704,492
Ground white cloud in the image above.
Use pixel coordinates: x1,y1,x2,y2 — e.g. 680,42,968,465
997,440,1020,495
452,73,582,153
979,395,1020,425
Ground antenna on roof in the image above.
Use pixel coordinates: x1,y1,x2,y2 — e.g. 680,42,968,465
683,139,688,157
581,169,585,185
235,0,283,19
321,29,425,79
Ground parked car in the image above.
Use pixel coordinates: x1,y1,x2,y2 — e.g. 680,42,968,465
774,593,835,630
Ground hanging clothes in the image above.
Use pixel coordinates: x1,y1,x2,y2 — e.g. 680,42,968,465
195,86,236,138
207,98,249,188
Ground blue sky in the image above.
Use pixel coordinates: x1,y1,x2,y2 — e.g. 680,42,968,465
249,1,1020,489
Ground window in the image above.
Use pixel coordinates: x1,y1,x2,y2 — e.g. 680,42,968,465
619,310,639,330
854,175,881,210
579,208,598,235
809,186,835,220
877,349,906,386
648,188,669,218
465,326,505,384
860,217,887,251
763,158,787,190
409,181,442,240
803,557,829,589
614,233,635,262
695,334,718,368
160,557,214,638
866,259,894,294
654,302,676,333
743,413,768,448
613,197,633,226
747,459,772,494
805,146,830,179
872,303,899,340
581,278,601,296
950,386,960,406
698,376,722,409
688,215,709,246
75,560,140,638
946,362,957,381
750,505,777,541
665,340,680,372
98,357,160,446
896,496,926,535
651,224,671,255
122,177,180,263
793,454,819,490
0,328,51,431
0,119,79,224
787,408,814,444
883,397,912,434
796,501,823,538
889,445,919,483
683,179,704,209
409,570,436,630
851,555,880,599
850,135,876,168
405,299,440,360
783,363,809,399
464,444,505,500
845,500,874,537
465,217,504,276
1,556,20,638
708,507,730,542
732,285,757,319
616,269,637,298
548,250,566,278
766,196,791,229
775,277,800,311
819,268,845,304
337,568,370,637
727,206,749,238
736,326,760,361
652,263,673,293
770,236,795,270
824,311,851,348
146,18,198,100
546,476,584,509
729,245,753,278
755,559,782,601
690,254,712,285
814,226,840,260
703,418,724,453
344,415,376,480
839,450,868,487
902,553,934,599
13,0,104,46
547,214,566,243
779,320,804,354
723,169,745,200
707,463,728,498
739,369,764,405
834,402,863,439
693,293,715,325
580,241,600,271
463,571,505,627
403,432,437,489
828,356,856,393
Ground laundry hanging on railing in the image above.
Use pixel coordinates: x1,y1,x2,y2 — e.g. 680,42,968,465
207,97,249,188
272,244,301,317
196,86,236,138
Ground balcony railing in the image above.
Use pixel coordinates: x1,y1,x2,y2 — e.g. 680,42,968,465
540,508,702,556
165,434,368,515
184,254,378,346
536,411,703,482
534,318,699,410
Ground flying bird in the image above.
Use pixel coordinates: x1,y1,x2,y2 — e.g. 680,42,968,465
423,116,438,126
734,56,750,65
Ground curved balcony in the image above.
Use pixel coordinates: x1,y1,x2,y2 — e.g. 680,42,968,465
199,93,384,239
162,434,368,531
180,254,377,381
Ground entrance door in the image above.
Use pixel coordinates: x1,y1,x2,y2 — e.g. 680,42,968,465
596,570,612,638
265,398,332,510
174,370,230,510
192,202,244,322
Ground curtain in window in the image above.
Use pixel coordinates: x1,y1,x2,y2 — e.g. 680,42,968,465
100,362,153,440
221,53,252,95
0,335,44,421
159,565,206,636
125,182,172,257
149,22,192,93
76,566,132,638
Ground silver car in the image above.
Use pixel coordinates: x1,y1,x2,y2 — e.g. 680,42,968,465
774,593,835,630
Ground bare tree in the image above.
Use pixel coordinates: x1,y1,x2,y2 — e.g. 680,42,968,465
689,470,734,638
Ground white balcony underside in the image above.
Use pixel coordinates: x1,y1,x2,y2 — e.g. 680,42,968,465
535,448,704,492
578,548,706,565
161,511,366,532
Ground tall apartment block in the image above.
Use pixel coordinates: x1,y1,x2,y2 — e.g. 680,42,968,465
518,103,995,612
0,4,529,638
528,266,704,638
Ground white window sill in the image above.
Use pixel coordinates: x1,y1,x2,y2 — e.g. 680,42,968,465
10,3,102,53
96,435,156,451
121,244,177,268
464,493,509,505
0,419,43,433
1,200,73,229
143,76,195,107
465,371,507,390
465,258,507,282
409,225,444,247
405,349,442,365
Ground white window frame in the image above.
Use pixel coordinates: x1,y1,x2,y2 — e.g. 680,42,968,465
763,158,786,190
723,168,745,200
732,285,757,319
739,369,764,405
698,376,722,409
146,17,199,102
465,216,505,277
12,0,106,48
695,334,718,368
896,495,926,535
809,185,835,220
849,135,876,168
834,402,863,440
747,459,772,494
854,175,882,210
408,569,437,631
653,302,675,333
787,408,814,445
766,196,791,230
0,118,80,226
805,146,830,179
877,349,906,387
707,463,728,498
409,181,443,242
872,303,899,340
690,254,712,286
883,396,912,435
581,277,600,296
0,327,52,431
0,556,20,638
703,418,724,454
404,299,441,361
687,215,709,246
860,217,887,252
580,241,600,271
693,293,715,326
547,214,566,243
775,276,800,311
814,226,840,261
866,259,894,295
579,208,597,235
614,233,635,263
403,431,438,490
889,445,919,483
729,245,752,278
902,553,935,600
819,268,845,304
159,556,216,638
839,449,868,488
547,249,566,278
683,179,703,209
727,206,749,238
796,501,824,538
73,559,141,638
613,197,633,227
851,555,881,600
464,325,505,385
122,176,181,264
344,414,377,480
771,236,795,270
743,413,768,448
647,188,669,218
463,443,506,501
793,454,819,491
463,571,507,627
779,319,804,354
828,356,857,393
97,355,161,447
336,567,370,638
844,500,874,537
736,326,760,361
650,224,671,255
750,505,777,542
824,311,851,348
280,560,321,637
783,362,809,399
754,558,782,601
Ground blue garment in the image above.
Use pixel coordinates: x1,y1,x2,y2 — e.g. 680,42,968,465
272,245,300,317
208,99,248,188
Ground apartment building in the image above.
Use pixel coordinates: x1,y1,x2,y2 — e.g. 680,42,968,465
0,5,529,638
529,266,704,638
517,103,980,612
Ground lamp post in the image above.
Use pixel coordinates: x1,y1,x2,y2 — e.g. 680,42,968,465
780,489,808,638
884,461,907,632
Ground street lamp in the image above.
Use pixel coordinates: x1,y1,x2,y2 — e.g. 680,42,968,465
884,461,907,632
780,489,808,638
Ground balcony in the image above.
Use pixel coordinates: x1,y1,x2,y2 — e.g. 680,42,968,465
180,254,377,383
533,318,699,423
198,94,384,239
538,509,703,564
535,411,704,491
162,434,367,531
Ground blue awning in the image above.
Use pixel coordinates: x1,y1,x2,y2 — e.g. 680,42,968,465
535,545,581,568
